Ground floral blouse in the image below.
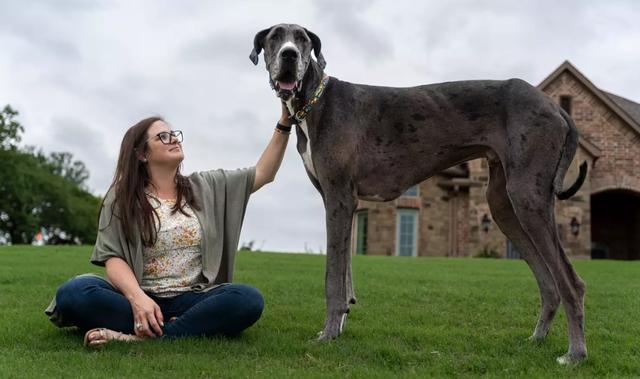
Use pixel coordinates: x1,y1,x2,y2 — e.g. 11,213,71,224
140,196,206,297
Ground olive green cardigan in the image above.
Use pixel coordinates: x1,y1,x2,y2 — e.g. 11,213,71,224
45,167,256,326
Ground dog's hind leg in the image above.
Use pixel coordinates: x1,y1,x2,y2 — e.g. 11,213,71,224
503,171,587,364
346,262,357,305
318,187,357,341
486,157,561,341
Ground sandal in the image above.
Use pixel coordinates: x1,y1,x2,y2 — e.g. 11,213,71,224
83,328,141,348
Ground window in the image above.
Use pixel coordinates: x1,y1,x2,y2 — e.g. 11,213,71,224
403,185,419,197
506,240,521,259
355,211,368,255
396,209,418,256
560,96,572,116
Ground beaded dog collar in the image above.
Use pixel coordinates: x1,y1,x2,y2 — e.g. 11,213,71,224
290,75,330,124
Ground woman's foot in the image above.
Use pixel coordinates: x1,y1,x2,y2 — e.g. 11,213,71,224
83,328,142,348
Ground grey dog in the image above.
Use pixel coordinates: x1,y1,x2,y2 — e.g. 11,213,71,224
250,24,588,364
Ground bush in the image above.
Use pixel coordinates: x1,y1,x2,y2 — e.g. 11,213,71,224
474,244,502,258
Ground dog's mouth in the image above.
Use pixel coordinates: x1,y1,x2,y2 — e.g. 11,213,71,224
273,71,299,99
275,80,298,100
276,80,298,91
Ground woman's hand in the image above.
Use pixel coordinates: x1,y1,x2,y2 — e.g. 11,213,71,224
104,257,164,338
130,292,164,338
279,101,293,126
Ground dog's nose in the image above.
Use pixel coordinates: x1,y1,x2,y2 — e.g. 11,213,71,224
280,48,298,61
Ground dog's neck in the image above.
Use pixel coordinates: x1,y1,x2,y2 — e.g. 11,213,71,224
289,60,326,117
300,60,325,102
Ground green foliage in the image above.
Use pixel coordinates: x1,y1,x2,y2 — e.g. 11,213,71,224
0,105,23,150
239,240,256,252
0,105,100,244
1,247,639,377
47,151,90,189
475,244,502,258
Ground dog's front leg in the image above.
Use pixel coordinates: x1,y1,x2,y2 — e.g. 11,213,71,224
346,259,356,305
318,190,356,341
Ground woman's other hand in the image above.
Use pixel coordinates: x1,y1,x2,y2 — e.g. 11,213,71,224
130,293,164,338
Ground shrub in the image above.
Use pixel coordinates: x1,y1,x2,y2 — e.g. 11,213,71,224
474,244,501,258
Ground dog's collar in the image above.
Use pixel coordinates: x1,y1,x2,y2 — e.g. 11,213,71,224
289,75,330,124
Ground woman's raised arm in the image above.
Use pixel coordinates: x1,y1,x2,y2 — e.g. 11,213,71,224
252,102,293,192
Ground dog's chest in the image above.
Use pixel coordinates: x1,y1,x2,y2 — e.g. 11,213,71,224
286,100,318,180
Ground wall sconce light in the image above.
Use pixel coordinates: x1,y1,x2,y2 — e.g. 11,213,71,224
570,217,580,237
481,213,491,233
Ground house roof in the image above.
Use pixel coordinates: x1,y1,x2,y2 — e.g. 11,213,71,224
441,164,468,178
579,136,601,158
538,60,640,139
603,91,640,127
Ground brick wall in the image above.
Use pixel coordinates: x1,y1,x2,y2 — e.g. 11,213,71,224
544,71,640,193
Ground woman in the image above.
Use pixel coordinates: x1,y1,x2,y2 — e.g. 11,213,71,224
47,103,293,347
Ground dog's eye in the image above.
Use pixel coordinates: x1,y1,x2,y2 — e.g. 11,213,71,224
294,32,306,42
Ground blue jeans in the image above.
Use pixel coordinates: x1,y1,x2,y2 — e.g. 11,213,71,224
55,276,264,338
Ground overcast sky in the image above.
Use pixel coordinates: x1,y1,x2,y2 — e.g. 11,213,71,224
1,0,638,252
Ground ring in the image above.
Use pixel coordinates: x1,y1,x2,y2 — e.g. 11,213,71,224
135,322,143,330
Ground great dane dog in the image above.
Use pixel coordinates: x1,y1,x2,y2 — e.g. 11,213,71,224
250,24,588,364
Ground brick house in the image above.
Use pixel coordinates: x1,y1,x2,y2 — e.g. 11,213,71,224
351,61,640,260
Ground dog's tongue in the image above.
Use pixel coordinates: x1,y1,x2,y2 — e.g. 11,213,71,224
277,81,297,90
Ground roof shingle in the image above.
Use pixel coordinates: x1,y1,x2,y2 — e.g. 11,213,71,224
603,91,640,126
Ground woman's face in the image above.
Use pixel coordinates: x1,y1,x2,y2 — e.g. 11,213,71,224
143,120,184,166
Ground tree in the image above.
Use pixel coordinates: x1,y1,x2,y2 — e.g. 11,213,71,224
47,151,90,188
0,104,101,244
0,105,23,150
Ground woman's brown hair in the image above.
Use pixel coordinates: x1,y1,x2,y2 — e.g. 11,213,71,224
101,116,200,247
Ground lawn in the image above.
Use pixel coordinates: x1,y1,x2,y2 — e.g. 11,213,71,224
0,246,639,378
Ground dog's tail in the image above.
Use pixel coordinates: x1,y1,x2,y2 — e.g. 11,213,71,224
554,109,588,200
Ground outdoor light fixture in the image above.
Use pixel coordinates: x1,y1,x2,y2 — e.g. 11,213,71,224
570,217,580,237
481,213,491,233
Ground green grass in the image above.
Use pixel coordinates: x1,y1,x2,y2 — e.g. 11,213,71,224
1,246,639,378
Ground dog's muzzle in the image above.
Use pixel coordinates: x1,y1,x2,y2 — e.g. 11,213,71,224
271,48,302,99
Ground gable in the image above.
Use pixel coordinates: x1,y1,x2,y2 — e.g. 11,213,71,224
539,60,640,138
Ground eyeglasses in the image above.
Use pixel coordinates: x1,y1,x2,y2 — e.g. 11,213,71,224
146,130,183,145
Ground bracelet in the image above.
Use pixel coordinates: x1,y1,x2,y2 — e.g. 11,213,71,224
274,127,291,135
276,122,292,133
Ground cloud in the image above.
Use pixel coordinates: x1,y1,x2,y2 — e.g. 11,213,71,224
312,0,394,66
182,29,251,65
49,117,115,193
1,0,639,252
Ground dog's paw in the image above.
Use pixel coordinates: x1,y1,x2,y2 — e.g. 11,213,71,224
316,330,334,341
316,313,348,341
316,326,340,341
526,334,545,344
556,351,587,365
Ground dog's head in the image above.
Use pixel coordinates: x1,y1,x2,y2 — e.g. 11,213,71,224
249,24,326,99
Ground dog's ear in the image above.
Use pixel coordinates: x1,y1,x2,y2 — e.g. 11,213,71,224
304,28,326,69
249,28,271,65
